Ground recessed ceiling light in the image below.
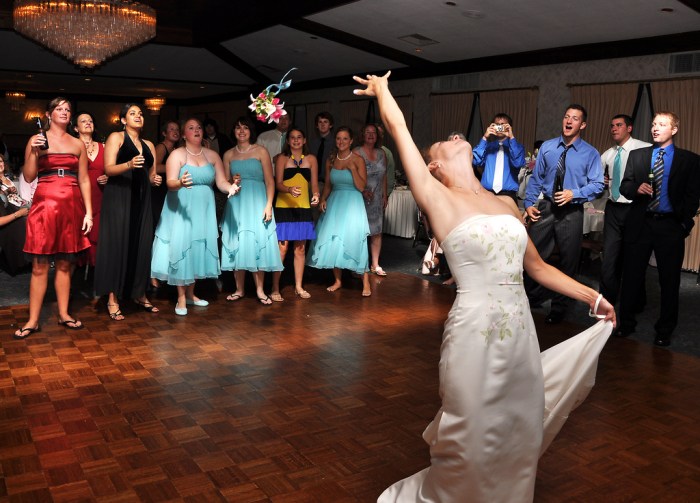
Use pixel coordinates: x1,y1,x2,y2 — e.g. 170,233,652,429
199,85,205,89
415,48,423,53
84,78,91,82
398,33,439,47
462,10,485,19
660,7,674,13
26,74,33,78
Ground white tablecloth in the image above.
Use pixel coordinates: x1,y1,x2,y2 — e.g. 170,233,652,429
582,198,606,235
383,187,418,238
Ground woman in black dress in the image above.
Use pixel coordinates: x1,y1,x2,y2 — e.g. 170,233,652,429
94,104,158,320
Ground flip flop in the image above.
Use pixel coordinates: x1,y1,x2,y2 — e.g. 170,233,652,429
270,293,284,302
226,293,243,302
58,318,83,330
257,296,272,305
13,325,41,340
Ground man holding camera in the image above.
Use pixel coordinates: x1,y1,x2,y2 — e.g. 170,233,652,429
472,113,525,205
523,104,604,323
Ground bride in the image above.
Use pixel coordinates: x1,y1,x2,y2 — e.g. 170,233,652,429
354,72,615,503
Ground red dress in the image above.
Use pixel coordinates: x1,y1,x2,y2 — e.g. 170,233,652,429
85,143,105,265
23,153,90,260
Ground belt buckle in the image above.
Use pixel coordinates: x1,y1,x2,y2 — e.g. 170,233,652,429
57,168,65,177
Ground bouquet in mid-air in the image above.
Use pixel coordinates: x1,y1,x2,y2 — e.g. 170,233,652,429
249,68,297,124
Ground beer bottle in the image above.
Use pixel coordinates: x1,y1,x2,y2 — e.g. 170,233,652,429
36,117,49,150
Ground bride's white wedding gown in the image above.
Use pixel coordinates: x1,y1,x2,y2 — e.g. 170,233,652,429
379,214,612,503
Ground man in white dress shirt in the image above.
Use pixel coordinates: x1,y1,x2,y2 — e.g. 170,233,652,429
257,114,290,171
599,114,650,306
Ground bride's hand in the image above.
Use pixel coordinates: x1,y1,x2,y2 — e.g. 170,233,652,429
589,294,616,327
353,71,391,97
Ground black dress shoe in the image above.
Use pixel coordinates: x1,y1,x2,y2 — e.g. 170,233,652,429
545,311,565,324
613,327,634,338
654,334,671,347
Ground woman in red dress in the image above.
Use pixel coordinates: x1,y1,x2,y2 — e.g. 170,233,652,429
74,111,107,267
14,97,93,339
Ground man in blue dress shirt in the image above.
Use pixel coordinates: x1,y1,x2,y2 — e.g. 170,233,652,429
616,112,700,346
524,104,604,323
472,113,525,205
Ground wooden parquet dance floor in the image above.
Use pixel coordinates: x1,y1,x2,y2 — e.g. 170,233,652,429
1,272,699,502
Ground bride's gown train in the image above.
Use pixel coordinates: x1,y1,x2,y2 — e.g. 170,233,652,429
378,214,612,503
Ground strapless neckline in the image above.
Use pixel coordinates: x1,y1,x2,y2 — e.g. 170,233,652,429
441,213,520,248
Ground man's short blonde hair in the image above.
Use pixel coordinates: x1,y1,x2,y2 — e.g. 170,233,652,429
654,111,680,130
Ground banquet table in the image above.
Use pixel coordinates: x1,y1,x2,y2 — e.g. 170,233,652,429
383,186,418,238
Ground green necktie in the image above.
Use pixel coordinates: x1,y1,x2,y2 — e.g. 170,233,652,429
611,146,622,201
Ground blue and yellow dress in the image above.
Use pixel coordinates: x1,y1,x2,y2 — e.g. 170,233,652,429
274,164,316,241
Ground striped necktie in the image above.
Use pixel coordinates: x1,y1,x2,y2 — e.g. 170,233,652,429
554,144,572,192
648,148,664,211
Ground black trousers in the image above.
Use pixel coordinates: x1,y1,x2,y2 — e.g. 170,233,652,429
619,214,686,336
599,201,630,305
525,199,583,314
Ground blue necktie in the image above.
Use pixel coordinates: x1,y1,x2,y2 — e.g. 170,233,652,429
554,145,572,192
648,149,664,211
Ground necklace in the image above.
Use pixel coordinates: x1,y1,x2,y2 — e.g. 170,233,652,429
235,144,251,154
84,139,96,157
291,154,304,167
336,151,352,161
185,147,203,156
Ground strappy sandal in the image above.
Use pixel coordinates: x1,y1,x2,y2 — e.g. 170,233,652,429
58,318,84,330
13,325,40,340
107,303,125,321
134,299,159,313
370,266,387,276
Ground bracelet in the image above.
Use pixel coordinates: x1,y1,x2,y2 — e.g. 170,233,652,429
126,160,132,169
588,293,605,319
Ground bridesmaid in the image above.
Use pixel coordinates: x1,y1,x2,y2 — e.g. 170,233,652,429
220,116,282,304
94,104,158,321
270,128,319,301
307,127,371,297
353,123,388,276
151,118,239,315
73,111,107,267
14,97,93,339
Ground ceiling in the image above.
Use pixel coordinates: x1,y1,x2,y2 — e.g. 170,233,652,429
0,0,699,104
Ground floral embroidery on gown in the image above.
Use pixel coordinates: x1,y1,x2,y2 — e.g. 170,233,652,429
378,214,612,503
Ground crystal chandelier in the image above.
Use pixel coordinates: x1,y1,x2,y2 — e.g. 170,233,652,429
5,91,26,111
144,97,165,115
13,0,157,69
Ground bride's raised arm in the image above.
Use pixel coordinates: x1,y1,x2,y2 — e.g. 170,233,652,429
353,72,443,213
